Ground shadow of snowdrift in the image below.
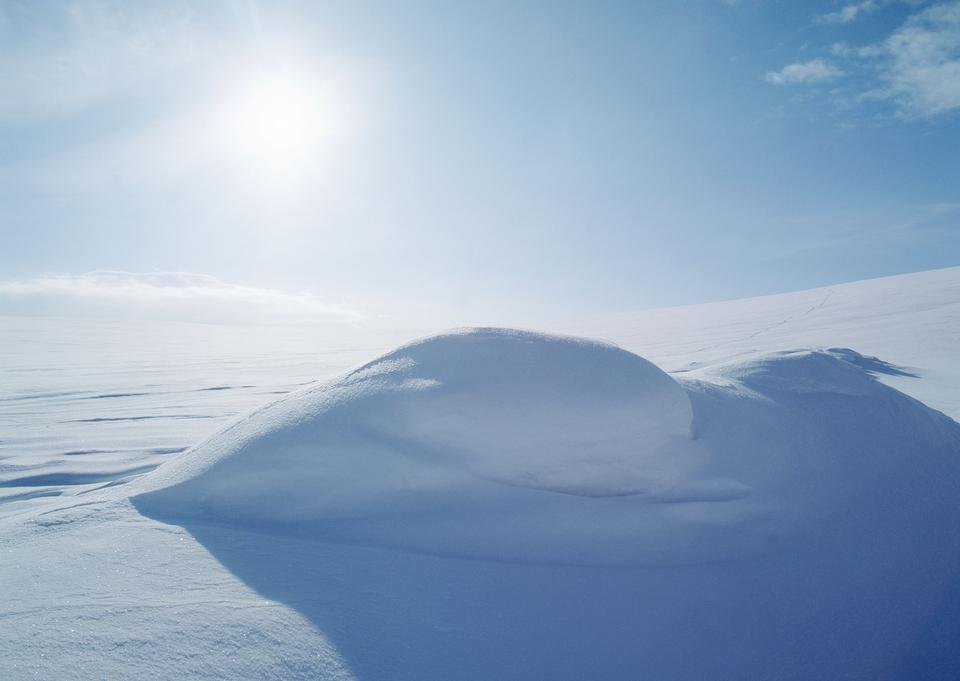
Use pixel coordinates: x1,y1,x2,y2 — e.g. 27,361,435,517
826,347,919,378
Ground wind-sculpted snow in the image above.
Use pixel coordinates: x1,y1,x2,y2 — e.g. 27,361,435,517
6,269,960,680
134,329,960,568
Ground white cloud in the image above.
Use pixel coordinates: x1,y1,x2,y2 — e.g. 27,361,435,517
831,42,854,56
765,59,845,85
0,271,363,324
817,1,880,25
866,0,960,116
768,1,960,119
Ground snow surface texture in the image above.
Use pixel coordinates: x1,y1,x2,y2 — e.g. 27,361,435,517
3,266,960,680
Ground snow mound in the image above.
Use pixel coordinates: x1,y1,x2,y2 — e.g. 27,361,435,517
133,329,960,567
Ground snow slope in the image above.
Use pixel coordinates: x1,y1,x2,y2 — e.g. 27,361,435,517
584,265,960,419
2,266,960,680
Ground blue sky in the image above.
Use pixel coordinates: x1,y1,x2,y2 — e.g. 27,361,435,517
0,0,957,325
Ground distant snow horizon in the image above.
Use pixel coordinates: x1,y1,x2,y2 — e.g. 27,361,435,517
1,264,957,328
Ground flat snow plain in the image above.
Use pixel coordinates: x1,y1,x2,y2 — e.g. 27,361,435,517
2,266,959,680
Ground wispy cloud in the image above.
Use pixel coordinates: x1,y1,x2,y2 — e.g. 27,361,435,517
0,3,205,122
0,2,378,201
765,59,845,85
817,1,880,25
768,1,960,119
0,271,363,324
864,0,960,117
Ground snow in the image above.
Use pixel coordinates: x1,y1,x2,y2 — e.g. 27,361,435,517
583,265,960,419
132,331,960,570
132,329,707,565
2,267,960,679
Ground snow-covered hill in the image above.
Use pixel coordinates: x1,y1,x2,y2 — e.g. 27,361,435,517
587,265,960,419
1,266,959,680
134,329,960,572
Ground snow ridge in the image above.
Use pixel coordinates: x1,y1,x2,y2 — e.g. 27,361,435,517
134,329,960,568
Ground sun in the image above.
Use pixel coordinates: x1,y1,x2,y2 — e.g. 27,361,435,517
221,72,329,170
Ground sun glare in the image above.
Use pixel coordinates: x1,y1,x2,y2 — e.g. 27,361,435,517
221,72,332,170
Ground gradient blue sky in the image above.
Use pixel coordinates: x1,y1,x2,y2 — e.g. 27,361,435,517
0,0,957,324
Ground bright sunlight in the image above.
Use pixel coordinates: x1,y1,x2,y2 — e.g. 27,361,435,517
220,72,331,170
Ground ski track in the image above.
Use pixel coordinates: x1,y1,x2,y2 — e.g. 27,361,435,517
688,289,834,356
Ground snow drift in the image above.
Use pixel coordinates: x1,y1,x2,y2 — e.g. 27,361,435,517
134,328,960,568
8,269,960,681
